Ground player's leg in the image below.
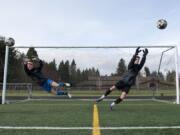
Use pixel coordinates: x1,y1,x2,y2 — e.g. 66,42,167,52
50,87,70,97
51,81,72,98
50,81,71,87
50,81,66,87
42,79,72,98
50,81,59,87
110,91,127,110
50,87,72,98
110,84,131,110
96,85,116,102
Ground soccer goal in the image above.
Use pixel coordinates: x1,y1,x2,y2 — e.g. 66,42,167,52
0,83,32,103
1,44,179,104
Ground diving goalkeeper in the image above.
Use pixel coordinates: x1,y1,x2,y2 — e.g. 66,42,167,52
23,57,71,98
96,47,148,110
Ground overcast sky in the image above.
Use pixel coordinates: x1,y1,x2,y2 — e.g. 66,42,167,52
0,0,179,75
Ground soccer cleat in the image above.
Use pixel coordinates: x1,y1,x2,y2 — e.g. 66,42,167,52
64,83,71,87
67,92,72,98
96,95,105,103
110,102,115,111
110,105,113,111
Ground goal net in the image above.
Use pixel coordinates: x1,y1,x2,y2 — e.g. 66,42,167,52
2,45,179,104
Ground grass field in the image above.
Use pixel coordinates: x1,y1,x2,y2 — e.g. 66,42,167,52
0,100,180,135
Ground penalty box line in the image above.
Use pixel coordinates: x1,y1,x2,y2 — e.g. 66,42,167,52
1,126,180,130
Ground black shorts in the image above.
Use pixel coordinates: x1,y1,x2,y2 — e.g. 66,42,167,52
115,80,131,94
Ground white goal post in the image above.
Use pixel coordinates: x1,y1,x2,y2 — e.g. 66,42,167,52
1,44,179,104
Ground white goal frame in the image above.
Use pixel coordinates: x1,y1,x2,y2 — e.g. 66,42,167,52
2,45,179,104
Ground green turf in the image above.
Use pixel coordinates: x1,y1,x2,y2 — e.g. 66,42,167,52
98,101,180,127
101,129,180,135
0,100,180,135
0,101,92,126
0,130,91,135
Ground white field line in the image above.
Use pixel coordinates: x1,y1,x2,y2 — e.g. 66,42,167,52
152,99,174,104
0,126,180,130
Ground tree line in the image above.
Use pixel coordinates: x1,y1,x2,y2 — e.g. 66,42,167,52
0,43,100,86
115,58,176,82
0,42,176,85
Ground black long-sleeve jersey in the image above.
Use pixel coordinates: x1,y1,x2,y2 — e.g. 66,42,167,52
24,60,47,85
121,54,146,86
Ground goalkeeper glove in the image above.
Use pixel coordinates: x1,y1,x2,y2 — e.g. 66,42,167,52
143,48,148,56
135,47,141,55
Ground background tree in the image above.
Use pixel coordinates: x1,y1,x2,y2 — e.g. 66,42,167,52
166,70,175,82
69,59,77,86
58,60,65,81
158,72,164,81
42,59,59,82
150,70,164,81
144,66,151,77
58,60,70,82
26,47,38,58
0,42,25,82
116,58,126,76
48,59,57,71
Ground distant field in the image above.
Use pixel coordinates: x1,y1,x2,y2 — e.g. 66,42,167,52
5,89,176,97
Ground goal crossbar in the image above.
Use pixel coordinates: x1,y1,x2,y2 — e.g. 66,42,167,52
12,45,175,48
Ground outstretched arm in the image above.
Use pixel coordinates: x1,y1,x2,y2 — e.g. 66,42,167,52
139,48,148,70
128,55,136,69
128,47,141,69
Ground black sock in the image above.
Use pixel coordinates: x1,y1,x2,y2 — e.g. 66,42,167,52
114,97,123,104
104,89,112,96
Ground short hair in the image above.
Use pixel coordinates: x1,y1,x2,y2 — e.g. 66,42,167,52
27,60,33,65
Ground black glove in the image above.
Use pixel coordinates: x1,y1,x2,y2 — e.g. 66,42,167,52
135,47,141,55
143,48,148,56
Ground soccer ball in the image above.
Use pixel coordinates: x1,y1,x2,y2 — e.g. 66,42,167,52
5,37,15,46
157,19,167,30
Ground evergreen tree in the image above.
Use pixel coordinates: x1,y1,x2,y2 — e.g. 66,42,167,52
96,69,100,76
150,71,164,81
58,60,70,82
0,42,24,82
116,58,126,76
144,66,151,77
64,60,70,82
158,72,164,81
151,71,158,78
166,70,175,82
0,43,6,81
26,47,38,58
76,68,82,82
70,59,77,85
58,60,65,80
48,59,57,71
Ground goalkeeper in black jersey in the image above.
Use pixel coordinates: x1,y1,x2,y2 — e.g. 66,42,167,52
23,57,72,98
96,47,148,110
